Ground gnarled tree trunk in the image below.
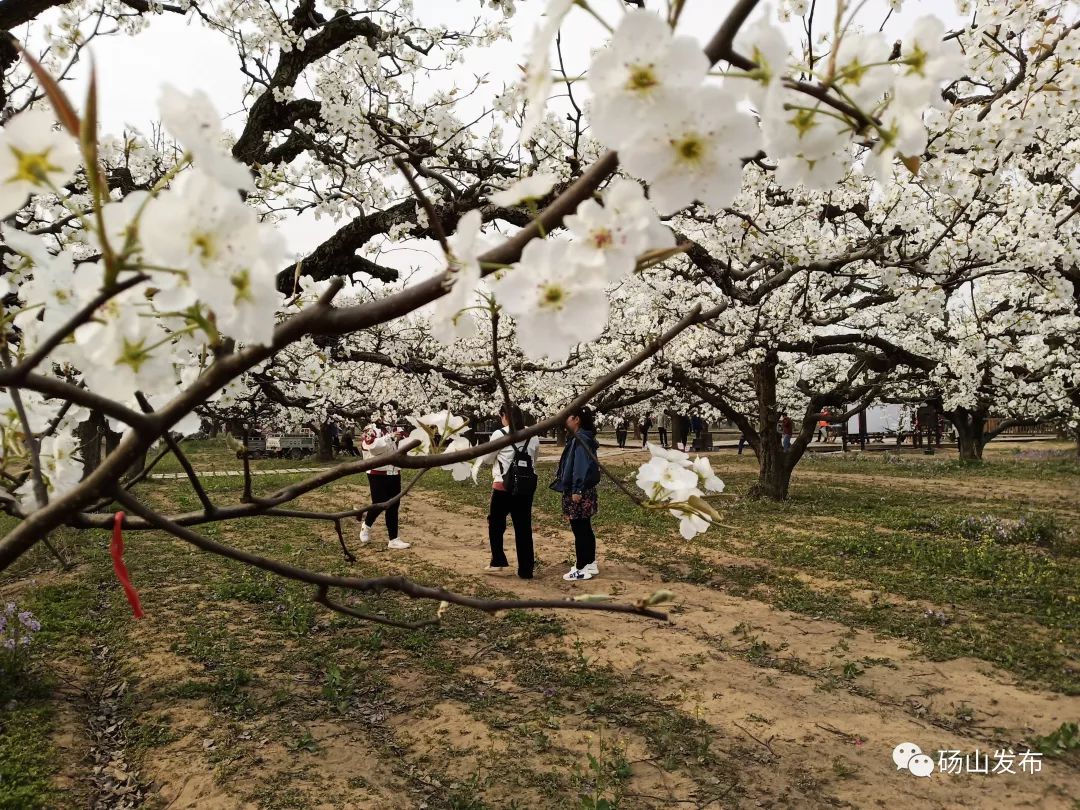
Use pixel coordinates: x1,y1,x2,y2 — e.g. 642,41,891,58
746,353,795,501
317,423,334,461
947,407,988,462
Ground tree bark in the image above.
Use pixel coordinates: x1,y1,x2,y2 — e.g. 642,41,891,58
948,408,987,462
103,424,148,476
76,413,103,479
746,353,794,500
317,423,334,462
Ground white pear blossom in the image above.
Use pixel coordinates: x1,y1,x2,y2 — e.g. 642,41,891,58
490,238,608,360
832,32,895,107
431,210,486,346
15,432,84,513
588,10,709,151
0,110,80,218
636,454,699,499
670,505,712,541
441,436,475,481
159,85,254,191
894,16,965,109
619,85,761,214
564,178,675,282
141,169,285,345
406,410,468,454
692,457,726,493
489,173,558,206
735,11,791,107
517,0,575,142
634,445,724,539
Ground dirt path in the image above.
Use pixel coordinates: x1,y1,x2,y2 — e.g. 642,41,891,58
361,491,1080,809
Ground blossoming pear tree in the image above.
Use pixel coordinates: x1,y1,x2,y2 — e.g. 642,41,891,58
2,0,1074,623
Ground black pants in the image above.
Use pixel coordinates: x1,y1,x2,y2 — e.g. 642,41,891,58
616,429,627,447
488,487,534,578
571,518,596,570
658,427,668,448
641,430,649,447
364,474,401,537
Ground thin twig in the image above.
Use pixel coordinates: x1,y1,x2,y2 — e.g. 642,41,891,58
332,520,355,563
393,157,449,254
315,585,436,629
110,487,671,623
134,394,214,515
0,348,68,568
733,722,778,757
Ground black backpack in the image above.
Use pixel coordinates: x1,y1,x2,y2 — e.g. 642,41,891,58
504,441,537,497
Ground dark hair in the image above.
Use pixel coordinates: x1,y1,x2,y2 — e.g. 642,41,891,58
499,403,525,431
567,405,596,432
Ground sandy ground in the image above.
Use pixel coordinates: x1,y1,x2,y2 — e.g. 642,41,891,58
13,450,1079,810
268,490,1079,810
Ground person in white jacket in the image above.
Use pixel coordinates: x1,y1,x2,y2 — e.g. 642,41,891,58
478,404,539,578
358,422,409,549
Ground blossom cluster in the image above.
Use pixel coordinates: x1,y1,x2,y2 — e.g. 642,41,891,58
404,410,475,482
432,177,675,361
0,87,286,510
635,445,725,539
522,5,963,193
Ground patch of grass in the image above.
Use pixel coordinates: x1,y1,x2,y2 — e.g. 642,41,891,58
1028,721,1080,758
127,712,181,754
0,704,57,810
457,460,1080,693
801,450,1080,482
214,569,280,603
831,755,858,779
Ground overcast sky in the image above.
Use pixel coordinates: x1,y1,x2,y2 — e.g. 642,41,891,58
41,0,963,263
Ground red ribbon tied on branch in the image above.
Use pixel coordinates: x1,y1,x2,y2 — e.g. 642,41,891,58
110,511,144,618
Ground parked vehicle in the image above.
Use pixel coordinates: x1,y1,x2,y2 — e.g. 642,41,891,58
234,436,268,460
846,404,904,437
266,432,317,459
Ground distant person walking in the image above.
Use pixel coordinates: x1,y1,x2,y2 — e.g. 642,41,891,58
358,422,409,549
553,406,602,582
615,415,628,448
676,413,690,450
658,413,670,449
640,414,653,448
479,404,539,579
817,409,829,443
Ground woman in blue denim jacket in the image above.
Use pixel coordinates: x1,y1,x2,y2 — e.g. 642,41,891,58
552,406,601,581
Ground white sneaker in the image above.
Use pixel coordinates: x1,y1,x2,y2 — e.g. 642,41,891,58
483,565,510,576
387,538,410,550
564,568,592,581
359,525,371,544
584,562,599,577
